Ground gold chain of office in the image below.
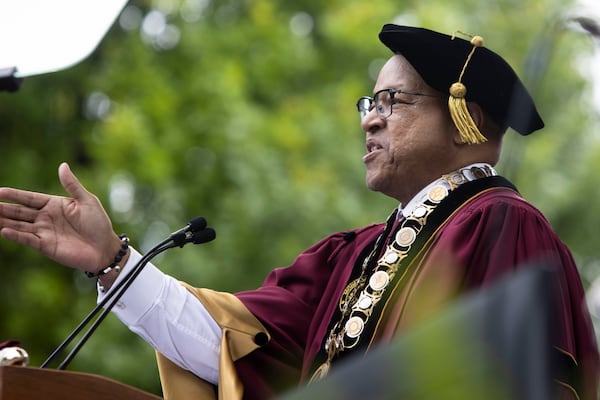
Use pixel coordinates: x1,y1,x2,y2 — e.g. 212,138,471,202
309,165,495,383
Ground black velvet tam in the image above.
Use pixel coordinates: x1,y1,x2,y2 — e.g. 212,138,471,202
379,24,544,135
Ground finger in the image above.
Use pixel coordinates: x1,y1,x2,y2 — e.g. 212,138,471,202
0,187,50,210
0,218,35,234
58,163,92,202
0,202,39,223
0,227,42,252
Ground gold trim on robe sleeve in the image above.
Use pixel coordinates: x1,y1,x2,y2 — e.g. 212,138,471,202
156,285,270,400
157,352,217,400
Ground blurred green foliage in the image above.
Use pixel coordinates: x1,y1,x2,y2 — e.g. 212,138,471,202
1,0,598,395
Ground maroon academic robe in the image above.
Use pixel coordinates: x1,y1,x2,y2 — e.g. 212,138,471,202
234,187,599,399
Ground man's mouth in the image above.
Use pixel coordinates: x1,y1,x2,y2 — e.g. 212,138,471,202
367,143,383,153
363,141,383,162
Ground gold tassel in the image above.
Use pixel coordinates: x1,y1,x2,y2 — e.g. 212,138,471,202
448,33,487,144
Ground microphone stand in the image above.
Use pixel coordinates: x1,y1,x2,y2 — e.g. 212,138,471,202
40,218,216,370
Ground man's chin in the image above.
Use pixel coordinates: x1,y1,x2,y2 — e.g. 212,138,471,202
365,177,384,194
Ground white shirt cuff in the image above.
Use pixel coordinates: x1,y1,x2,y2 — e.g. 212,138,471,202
96,247,165,322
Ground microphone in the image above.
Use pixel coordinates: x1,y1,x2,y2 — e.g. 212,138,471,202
170,216,207,247
191,227,216,244
41,216,216,370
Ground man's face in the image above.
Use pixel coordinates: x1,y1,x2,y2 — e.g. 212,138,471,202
361,54,458,204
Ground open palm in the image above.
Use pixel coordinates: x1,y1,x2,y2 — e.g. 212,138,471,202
0,163,119,272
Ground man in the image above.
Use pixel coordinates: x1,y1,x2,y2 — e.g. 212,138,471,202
0,25,598,399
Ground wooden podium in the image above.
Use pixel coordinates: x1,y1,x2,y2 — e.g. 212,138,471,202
0,365,162,400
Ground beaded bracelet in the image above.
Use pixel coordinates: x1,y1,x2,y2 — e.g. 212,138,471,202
85,234,129,278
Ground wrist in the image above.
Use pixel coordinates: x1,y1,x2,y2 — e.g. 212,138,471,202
97,247,130,292
86,234,130,292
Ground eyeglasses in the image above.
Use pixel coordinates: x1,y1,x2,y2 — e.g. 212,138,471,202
356,88,439,120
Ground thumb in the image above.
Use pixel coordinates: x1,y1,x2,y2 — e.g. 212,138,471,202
58,162,92,201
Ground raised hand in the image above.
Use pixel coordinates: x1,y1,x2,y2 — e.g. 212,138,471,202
0,162,123,274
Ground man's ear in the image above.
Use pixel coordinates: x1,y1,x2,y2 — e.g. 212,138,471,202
467,102,485,128
451,101,485,145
